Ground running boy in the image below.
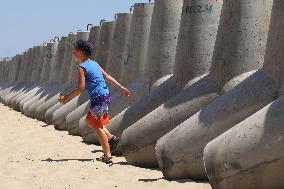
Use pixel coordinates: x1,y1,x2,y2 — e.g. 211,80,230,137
59,39,130,164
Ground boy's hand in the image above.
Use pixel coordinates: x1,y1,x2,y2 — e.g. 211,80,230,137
58,96,68,104
119,86,130,96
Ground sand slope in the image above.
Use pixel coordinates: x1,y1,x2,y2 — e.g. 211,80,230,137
0,103,211,189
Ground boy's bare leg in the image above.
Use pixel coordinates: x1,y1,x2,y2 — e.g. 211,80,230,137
94,127,111,157
86,120,113,140
103,127,113,140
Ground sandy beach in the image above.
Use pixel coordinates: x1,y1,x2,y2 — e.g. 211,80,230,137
0,103,211,189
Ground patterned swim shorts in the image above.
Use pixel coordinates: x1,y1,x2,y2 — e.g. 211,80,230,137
86,95,111,128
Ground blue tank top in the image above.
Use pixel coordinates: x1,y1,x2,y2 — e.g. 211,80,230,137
79,59,109,101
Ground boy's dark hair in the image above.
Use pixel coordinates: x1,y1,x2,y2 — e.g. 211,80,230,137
73,39,93,56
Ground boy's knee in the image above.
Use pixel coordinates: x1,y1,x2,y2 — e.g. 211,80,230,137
94,126,104,132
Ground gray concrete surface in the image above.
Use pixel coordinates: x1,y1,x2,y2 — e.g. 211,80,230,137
204,1,284,188
80,0,183,144
155,0,275,180
120,0,224,166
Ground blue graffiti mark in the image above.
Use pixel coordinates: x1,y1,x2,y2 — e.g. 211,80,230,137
124,46,131,65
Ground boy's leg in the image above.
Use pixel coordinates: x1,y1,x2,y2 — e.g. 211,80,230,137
95,127,111,157
104,127,120,153
103,127,113,140
86,120,113,163
94,126,111,157
86,120,117,150
102,127,119,153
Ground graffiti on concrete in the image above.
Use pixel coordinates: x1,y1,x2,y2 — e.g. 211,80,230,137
124,46,131,65
182,3,213,15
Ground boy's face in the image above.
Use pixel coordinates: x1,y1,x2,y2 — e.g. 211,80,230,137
72,47,84,62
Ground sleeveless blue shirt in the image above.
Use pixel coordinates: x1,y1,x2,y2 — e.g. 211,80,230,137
79,59,109,101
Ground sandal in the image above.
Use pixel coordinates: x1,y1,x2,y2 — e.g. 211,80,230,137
109,136,120,153
96,155,113,165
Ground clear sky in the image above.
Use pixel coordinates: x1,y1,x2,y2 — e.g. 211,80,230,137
0,0,151,59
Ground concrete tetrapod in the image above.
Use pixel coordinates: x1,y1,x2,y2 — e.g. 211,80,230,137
80,0,183,144
95,21,115,70
33,36,76,121
89,26,101,61
21,38,68,116
78,3,154,142
42,31,90,125
16,54,27,83
1,47,39,105
204,98,284,189
118,4,153,86
3,52,28,101
0,67,18,99
8,45,49,110
27,35,76,119
0,60,11,93
0,55,21,98
7,55,21,87
1,55,21,88
0,59,17,91
156,0,276,180
0,59,11,88
14,55,23,86
0,51,30,101
16,46,45,105
1,49,39,106
1,49,35,100
118,0,272,158
120,0,223,166
16,43,58,113
0,61,3,84
109,0,183,117
5,55,26,105
31,46,47,80
0,60,5,83
0,59,11,91
66,14,132,135
0,60,4,84
106,13,133,80
8,46,42,104
204,2,284,188
0,59,14,89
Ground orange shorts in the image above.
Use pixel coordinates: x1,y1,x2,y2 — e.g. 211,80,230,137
86,112,110,128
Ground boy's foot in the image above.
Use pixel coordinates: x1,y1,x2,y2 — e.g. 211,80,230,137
109,136,119,153
96,155,113,164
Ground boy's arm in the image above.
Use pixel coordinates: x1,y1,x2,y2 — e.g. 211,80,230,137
59,67,85,104
100,67,130,96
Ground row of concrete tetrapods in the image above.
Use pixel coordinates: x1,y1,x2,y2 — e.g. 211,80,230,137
0,0,283,188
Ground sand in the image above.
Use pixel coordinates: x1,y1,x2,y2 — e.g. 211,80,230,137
0,103,211,189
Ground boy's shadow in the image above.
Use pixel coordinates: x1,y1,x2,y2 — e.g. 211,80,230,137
138,178,163,182
111,161,129,166
91,149,103,153
138,177,208,184
41,158,94,162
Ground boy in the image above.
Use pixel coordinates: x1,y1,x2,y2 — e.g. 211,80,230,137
59,39,130,164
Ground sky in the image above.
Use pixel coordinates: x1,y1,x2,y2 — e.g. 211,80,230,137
0,0,151,59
